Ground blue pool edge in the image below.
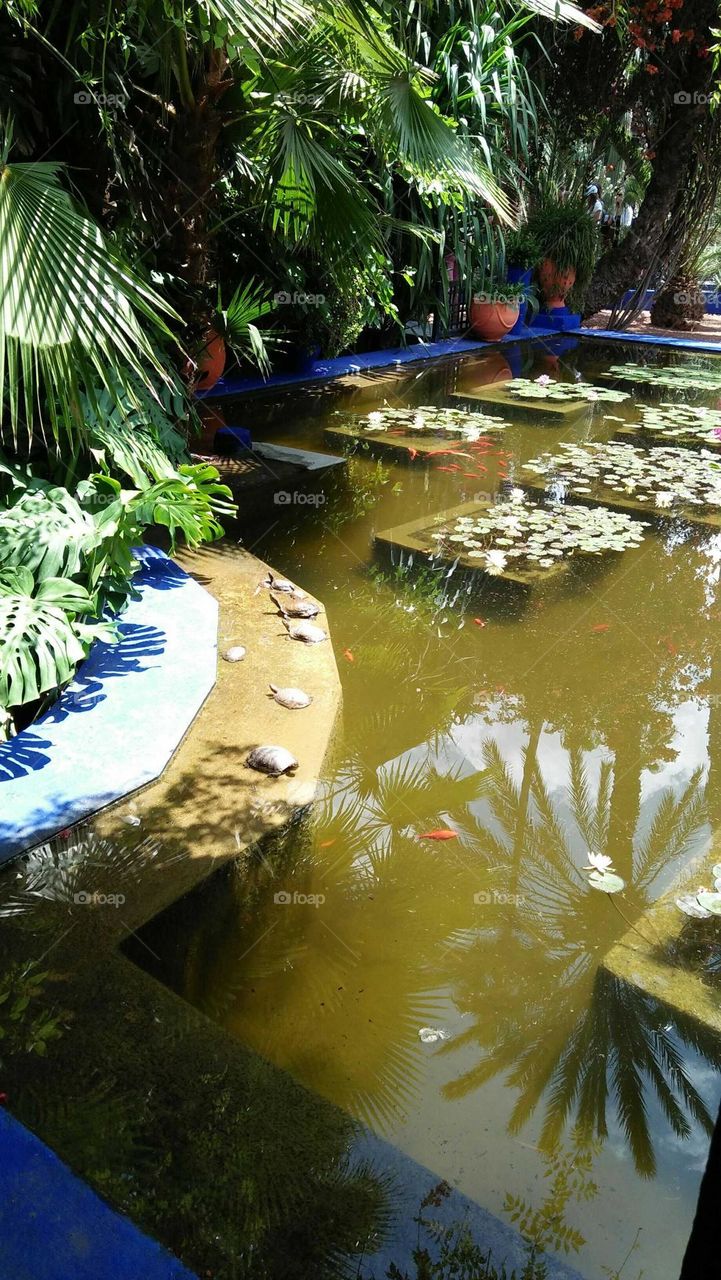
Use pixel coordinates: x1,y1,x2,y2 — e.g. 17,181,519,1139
0,545,219,866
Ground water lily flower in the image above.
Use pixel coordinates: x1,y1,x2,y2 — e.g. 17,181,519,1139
535,375,552,387
584,851,613,873
485,549,508,574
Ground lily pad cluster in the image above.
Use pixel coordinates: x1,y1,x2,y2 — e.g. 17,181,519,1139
431,492,646,575
523,441,721,511
503,376,629,404
351,405,507,441
634,402,721,444
677,864,721,918
601,363,721,392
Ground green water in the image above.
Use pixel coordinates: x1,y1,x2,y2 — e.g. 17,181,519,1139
4,338,721,1280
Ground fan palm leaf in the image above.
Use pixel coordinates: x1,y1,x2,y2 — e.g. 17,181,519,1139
0,149,178,444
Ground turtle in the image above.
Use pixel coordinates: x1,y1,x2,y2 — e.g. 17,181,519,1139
268,683,313,709
247,745,299,776
284,620,328,644
222,645,246,663
270,592,321,619
262,572,306,597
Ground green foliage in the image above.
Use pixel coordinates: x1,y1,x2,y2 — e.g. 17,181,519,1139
0,961,66,1061
525,199,599,290
504,228,543,270
386,1182,549,1280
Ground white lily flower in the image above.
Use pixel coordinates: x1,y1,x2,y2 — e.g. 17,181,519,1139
583,851,613,873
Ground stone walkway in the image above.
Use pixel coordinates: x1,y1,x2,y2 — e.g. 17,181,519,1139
585,310,721,344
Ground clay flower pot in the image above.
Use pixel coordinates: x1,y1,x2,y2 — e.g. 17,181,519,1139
538,259,576,309
469,296,520,341
194,327,226,392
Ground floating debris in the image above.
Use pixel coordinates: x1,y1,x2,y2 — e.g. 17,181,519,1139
418,1027,449,1044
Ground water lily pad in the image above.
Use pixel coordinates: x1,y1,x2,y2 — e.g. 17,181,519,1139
588,870,626,894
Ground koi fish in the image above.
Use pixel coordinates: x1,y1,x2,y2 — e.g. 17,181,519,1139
473,617,486,627
591,623,611,633
343,649,355,662
418,829,458,841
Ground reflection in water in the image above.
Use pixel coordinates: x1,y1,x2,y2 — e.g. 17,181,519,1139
441,740,716,1176
6,342,721,1279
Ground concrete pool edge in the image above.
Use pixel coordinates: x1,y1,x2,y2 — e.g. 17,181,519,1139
0,546,219,866
195,329,563,399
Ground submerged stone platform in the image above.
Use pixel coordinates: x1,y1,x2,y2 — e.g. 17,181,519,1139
375,500,570,587
520,478,721,532
453,383,591,422
325,421,500,463
613,424,721,454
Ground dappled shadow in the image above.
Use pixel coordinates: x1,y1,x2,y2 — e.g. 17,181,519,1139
44,623,166,723
0,733,53,782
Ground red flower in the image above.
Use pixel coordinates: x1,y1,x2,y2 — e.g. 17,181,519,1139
671,27,682,40
645,62,660,73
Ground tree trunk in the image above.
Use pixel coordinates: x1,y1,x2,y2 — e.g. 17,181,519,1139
650,274,705,330
583,101,708,318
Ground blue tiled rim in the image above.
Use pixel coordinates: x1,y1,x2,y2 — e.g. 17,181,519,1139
199,323,721,402
0,1110,197,1280
0,546,218,865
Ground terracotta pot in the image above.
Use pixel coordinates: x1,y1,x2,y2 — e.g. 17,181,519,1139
458,352,513,388
469,297,520,341
538,259,576,309
194,327,226,392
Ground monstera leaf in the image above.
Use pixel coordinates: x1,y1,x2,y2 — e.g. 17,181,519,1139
0,487,100,581
130,464,235,548
0,570,113,710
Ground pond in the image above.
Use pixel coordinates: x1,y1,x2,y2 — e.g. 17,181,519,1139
3,336,721,1280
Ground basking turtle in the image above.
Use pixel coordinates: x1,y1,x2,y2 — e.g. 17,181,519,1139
268,683,313,709
247,745,299,776
284,620,328,644
222,645,246,663
259,571,306,597
270,592,321,619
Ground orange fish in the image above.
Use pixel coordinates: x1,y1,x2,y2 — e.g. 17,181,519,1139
319,839,336,849
661,636,678,655
473,617,486,627
418,829,458,841
591,623,610,633
343,649,355,662
407,447,418,460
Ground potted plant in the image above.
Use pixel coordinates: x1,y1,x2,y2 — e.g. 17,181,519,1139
503,227,542,287
525,200,599,309
469,278,529,341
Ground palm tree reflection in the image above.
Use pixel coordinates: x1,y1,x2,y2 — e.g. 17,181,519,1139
440,739,718,1177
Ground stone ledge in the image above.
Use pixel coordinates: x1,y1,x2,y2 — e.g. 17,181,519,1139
0,546,218,865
